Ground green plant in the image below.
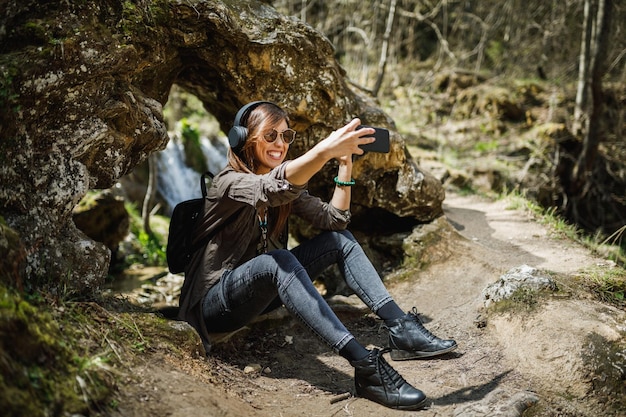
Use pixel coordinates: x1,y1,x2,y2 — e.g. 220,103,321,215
181,118,200,145
489,286,543,314
500,187,527,210
124,202,167,267
499,191,626,269
23,21,47,40
601,225,626,266
137,230,167,265
486,40,504,68
117,0,169,38
538,207,578,239
501,189,582,241
474,139,499,153
583,267,626,307
0,280,198,417
180,118,208,173
0,65,20,111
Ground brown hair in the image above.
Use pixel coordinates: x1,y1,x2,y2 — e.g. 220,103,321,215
227,103,292,239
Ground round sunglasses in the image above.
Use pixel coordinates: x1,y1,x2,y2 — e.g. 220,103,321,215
263,128,297,144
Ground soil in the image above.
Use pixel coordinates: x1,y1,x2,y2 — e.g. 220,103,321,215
107,192,626,417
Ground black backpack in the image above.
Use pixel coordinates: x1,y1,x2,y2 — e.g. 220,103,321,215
166,171,214,274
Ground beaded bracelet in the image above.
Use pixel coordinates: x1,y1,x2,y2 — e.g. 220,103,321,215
334,176,356,187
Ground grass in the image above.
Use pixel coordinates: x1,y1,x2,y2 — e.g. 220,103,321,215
0,282,202,417
0,287,114,416
498,189,626,308
582,266,626,307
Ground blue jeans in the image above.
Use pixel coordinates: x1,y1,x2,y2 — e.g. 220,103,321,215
202,230,394,352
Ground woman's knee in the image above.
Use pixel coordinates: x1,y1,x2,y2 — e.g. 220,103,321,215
263,249,309,288
263,249,303,275
326,230,359,252
336,229,357,243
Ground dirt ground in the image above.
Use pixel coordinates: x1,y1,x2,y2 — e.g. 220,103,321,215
108,192,625,417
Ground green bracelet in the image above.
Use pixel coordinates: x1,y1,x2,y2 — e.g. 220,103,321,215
334,176,356,187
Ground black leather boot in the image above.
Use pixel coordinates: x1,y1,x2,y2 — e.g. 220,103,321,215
385,308,457,360
350,348,427,410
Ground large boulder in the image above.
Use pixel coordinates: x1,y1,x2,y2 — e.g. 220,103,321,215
0,0,444,294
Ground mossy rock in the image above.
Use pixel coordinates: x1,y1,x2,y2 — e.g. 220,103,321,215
73,191,130,252
0,217,26,288
402,216,455,270
0,287,112,417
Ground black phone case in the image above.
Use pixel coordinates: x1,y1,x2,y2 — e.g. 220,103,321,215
357,126,390,153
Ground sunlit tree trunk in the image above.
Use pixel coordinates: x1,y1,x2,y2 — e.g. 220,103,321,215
572,0,612,188
142,153,157,235
372,0,397,96
573,0,593,137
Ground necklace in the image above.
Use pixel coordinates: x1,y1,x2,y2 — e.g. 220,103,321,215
257,209,268,254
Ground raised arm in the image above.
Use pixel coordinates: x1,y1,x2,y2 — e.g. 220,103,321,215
284,119,375,191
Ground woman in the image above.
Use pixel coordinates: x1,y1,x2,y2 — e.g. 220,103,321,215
178,101,457,410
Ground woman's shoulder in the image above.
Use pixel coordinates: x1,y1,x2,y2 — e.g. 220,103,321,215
215,165,235,178
213,166,242,185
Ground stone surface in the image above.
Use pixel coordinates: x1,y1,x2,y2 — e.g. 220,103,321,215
453,388,539,417
0,0,444,293
72,190,130,253
482,264,557,307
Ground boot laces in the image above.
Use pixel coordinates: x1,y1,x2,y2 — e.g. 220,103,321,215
373,348,407,390
408,307,438,341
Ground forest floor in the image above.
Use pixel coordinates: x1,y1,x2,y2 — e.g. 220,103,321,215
104,189,626,417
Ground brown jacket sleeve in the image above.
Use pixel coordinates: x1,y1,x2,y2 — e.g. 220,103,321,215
291,190,351,230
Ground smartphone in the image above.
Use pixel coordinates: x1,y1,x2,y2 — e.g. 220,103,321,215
357,125,390,153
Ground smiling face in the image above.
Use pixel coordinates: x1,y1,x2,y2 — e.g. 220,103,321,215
253,119,290,174
232,103,292,175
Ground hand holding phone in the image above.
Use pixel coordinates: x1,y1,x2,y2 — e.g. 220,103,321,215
356,125,390,153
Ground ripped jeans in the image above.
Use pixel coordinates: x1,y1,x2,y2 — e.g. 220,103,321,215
201,230,393,352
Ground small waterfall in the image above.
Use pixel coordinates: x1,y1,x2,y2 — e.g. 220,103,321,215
200,135,230,175
157,134,229,214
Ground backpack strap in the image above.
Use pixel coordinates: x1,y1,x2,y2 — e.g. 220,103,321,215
200,171,214,198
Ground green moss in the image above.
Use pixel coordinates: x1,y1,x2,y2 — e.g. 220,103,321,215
117,0,170,38
73,190,102,212
0,217,27,287
181,118,209,174
488,286,542,313
0,287,111,417
22,21,49,43
0,64,20,111
0,276,203,417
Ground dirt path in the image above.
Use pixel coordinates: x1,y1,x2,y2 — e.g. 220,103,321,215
110,192,625,417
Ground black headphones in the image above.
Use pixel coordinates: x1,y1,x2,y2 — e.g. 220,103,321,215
228,101,276,153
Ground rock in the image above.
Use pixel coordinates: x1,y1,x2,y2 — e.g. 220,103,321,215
0,219,27,288
482,265,557,307
453,388,539,417
244,364,263,374
0,0,445,293
402,215,456,269
72,190,129,253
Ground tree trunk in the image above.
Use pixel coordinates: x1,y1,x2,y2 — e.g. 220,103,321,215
372,0,397,96
572,0,594,137
572,0,612,187
142,153,158,236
